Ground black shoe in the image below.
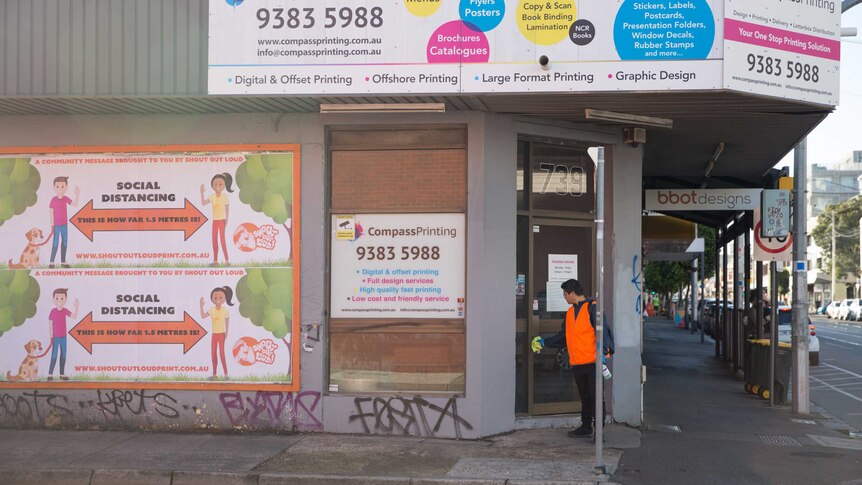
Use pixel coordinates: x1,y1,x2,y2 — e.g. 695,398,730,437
567,426,593,438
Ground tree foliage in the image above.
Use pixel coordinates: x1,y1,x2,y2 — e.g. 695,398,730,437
777,268,790,298
811,197,862,279
698,224,716,279
643,261,691,296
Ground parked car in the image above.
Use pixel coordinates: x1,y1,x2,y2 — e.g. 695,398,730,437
837,299,853,320
816,300,831,315
776,306,820,366
824,300,840,318
848,300,862,321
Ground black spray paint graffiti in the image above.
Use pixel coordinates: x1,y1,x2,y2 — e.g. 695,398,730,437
95,389,180,421
218,390,322,430
0,391,73,424
349,397,473,438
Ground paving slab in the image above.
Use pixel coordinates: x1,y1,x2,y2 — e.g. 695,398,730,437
445,458,607,482
172,470,259,485
91,469,172,485
254,434,461,477
0,469,93,485
807,434,862,451
259,473,411,484
0,430,139,469
66,432,301,471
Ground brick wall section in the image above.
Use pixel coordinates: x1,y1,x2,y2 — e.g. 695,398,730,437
331,149,466,212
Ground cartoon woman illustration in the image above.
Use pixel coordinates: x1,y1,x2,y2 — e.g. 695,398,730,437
199,286,234,380
200,173,233,266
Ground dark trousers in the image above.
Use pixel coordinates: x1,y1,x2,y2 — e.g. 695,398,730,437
573,363,604,428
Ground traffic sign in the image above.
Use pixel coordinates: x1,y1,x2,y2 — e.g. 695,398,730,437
753,208,792,262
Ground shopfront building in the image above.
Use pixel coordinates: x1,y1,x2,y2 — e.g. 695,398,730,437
0,0,839,438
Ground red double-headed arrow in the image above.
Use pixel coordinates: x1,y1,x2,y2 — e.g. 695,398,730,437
70,312,208,354
70,199,208,241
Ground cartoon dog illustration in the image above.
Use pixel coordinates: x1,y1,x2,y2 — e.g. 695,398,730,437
8,228,47,269
6,339,45,381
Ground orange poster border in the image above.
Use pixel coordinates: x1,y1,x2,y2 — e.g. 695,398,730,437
0,144,301,393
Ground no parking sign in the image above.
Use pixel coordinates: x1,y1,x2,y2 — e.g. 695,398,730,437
753,208,792,262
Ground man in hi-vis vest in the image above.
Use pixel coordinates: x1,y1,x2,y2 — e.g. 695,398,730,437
533,279,613,438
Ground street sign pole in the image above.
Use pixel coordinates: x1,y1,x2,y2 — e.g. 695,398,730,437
792,140,810,414
770,261,778,407
594,147,606,475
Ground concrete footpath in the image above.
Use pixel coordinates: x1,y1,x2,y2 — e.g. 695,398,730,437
0,425,632,485
1,318,860,485
614,318,862,485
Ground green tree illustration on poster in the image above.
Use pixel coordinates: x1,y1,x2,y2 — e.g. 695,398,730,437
236,268,292,341
0,271,40,338
0,158,41,226
235,154,293,228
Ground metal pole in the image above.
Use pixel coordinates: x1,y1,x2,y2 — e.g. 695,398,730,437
832,210,836,304
743,228,751,369
770,261,778,406
691,257,698,334
722,239,729,360
756,262,764,340
594,146,605,474
792,140,810,414
716,232,722,357
700,251,706,343
728,235,742,371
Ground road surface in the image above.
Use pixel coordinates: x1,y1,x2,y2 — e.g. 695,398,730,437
810,315,862,433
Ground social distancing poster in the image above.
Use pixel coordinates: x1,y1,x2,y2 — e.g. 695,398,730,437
0,147,300,390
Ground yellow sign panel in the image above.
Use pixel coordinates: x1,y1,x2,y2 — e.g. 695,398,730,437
336,215,356,240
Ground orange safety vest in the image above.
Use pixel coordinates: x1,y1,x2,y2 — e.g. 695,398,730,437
565,301,597,365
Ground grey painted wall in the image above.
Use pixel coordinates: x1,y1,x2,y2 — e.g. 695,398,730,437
608,144,644,426
0,0,208,96
0,112,643,435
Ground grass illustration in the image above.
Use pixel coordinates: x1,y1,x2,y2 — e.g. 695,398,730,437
51,259,292,269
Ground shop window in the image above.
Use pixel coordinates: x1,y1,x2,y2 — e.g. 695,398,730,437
328,126,467,394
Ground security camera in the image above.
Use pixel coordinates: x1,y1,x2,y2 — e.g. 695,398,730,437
539,55,550,71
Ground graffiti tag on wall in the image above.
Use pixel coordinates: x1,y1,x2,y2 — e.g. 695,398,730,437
349,396,472,438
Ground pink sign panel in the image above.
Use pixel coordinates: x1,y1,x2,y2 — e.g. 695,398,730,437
724,19,840,61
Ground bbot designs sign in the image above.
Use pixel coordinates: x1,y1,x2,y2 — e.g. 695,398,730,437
330,213,465,319
208,0,724,95
0,149,300,390
644,189,761,211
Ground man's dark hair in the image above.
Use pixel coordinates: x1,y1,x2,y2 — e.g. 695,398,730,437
53,288,68,297
560,279,585,296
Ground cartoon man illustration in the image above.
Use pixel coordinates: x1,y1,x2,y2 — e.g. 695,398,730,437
48,176,79,268
47,288,79,381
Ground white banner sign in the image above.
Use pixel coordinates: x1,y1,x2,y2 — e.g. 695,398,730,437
723,0,840,106
548,254,578,281
644,189,761,211
330,213,465,319
209,0,724,95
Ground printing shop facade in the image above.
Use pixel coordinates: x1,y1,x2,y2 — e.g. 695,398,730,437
0,0,840,438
